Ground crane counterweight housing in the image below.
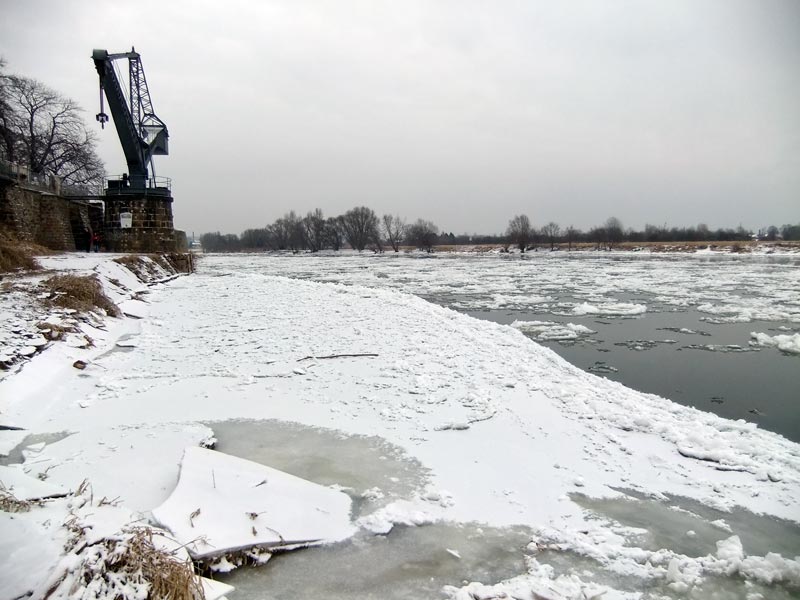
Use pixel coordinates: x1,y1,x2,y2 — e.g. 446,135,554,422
92,47,179,252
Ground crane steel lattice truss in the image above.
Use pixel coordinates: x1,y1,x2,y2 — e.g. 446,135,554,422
93,47,169,191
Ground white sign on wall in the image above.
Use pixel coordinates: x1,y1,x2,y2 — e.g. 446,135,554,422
120,212,133,229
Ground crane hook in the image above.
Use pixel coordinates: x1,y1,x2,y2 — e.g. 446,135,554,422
96,85,108,128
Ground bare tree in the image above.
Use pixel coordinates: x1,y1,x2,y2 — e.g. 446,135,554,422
406,219,439,252
2,73,103,186
240,227,271,250
266,218,289,249
200,232,241,252
589,226,606,250
506,214,532,252
268,211,305,251
368,229,384,253
264,224,281,249
286,211,305,252
565,225,577,251
0,58,16,164
541,221,561,250
766,225,779,241
782,224,800,241
382,214,406,252
302,209,326,252
325,217,343,250
604,217,624,249
340,206,379,251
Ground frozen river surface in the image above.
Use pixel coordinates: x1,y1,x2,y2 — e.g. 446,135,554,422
208,251,800,442
1,252,799,600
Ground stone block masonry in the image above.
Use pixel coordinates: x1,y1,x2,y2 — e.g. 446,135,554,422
0,182,100,251
103,195,179,253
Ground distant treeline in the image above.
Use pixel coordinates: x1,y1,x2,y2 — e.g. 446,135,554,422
199,207,800,253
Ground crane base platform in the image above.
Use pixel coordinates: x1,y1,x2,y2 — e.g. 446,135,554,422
103,194,179,253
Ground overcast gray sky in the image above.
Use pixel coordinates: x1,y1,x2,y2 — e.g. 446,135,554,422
2,0,798,235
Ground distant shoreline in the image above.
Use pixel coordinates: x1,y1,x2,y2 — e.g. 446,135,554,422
434,240,800,254
199,240,800,255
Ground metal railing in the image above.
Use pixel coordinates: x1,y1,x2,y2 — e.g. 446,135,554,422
103,174,172,196
62,183,105,197
1,160,106,198
0,160,59,192
0,161,172,198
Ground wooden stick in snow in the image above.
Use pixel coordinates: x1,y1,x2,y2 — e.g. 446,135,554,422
297,353,379,361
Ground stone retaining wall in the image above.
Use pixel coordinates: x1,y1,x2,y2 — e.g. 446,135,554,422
1,180,180,253
0,182,102,250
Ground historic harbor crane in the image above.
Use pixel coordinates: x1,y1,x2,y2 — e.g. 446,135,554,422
92,47,169,193
91,47,178,252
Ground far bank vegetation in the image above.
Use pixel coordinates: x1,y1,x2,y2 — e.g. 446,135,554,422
199,207,800,253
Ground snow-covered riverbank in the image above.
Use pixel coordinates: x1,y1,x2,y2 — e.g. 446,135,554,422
1,253,798,599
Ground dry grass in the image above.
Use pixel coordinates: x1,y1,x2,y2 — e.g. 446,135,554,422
0,226,48,273
43,274,120,317
113,254,143,268
0,241,38,272
0,238,39,273
51,524,206,600
113,255,159,280
45,482,206,600
0,486,39,513
114,253,194,279
82,527,206,600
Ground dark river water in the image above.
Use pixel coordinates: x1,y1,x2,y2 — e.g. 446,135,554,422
462,306,800,442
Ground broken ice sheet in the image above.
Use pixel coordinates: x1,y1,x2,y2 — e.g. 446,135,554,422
152,447,356,560
511,320,596,342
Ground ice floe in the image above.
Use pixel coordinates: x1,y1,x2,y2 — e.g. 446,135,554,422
750,331,800,355
511,320,596,341
152,447,356,560
571,301,647,316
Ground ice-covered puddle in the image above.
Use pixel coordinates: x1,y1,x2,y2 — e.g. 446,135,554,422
210,420,534,599
208,419,430,516
203,252,800,441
